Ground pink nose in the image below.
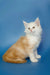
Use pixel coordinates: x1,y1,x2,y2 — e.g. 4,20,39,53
30,29,32,32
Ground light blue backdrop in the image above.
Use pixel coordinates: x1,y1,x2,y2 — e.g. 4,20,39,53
0,0,50,75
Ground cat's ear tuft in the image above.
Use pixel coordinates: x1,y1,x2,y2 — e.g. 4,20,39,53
23,20,28,27
35,17,40,26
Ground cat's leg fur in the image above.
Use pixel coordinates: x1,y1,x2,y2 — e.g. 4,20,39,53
29,53,38,62
34,50,41,58
28,49,38,62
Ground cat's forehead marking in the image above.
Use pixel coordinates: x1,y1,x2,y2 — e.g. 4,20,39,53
27,22,36,27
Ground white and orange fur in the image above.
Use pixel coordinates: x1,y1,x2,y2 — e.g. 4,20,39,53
3,18,42,63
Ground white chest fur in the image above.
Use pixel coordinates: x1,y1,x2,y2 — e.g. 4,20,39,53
26,35,41,49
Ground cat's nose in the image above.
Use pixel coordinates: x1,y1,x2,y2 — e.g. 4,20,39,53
30,29,32,32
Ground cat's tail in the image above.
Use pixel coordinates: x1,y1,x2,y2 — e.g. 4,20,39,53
2,55,27,64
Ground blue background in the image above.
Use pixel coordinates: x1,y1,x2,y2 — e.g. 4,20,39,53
0,0,50,75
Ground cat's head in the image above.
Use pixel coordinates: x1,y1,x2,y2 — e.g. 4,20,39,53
23,18,42,36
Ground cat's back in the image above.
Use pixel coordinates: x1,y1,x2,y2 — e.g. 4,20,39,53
15,36,29,48
16,36,27,44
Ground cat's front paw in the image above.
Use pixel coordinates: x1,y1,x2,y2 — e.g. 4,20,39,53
30,58,38,62
36,55,41,59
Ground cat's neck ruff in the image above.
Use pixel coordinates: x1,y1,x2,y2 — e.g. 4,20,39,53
26,33,41,48
26,33,41,39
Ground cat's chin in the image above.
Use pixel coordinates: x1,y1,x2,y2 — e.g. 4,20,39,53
29,31,35,34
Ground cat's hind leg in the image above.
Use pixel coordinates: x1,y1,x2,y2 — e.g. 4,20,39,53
3,55,27,64
34,50,41,59
2,47,27,64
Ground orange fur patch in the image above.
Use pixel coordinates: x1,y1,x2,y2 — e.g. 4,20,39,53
2,36,35,63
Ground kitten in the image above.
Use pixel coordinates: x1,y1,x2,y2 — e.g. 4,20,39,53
3,18,42,63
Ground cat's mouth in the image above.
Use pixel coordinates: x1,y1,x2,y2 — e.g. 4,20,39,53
30,30,32,32
30,31,35,33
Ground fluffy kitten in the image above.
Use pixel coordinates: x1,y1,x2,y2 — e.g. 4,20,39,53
3,18,42,63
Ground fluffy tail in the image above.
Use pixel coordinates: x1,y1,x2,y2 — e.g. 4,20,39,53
2,55,27,64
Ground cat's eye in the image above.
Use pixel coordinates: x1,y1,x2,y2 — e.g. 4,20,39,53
32,26,35,29
28,27,30,30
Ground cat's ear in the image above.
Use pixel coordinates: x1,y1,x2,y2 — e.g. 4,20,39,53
35,17,40,26
23,21,28,27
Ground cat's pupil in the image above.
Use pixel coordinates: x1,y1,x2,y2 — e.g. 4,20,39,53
28,27,30,30
33,26,35,29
